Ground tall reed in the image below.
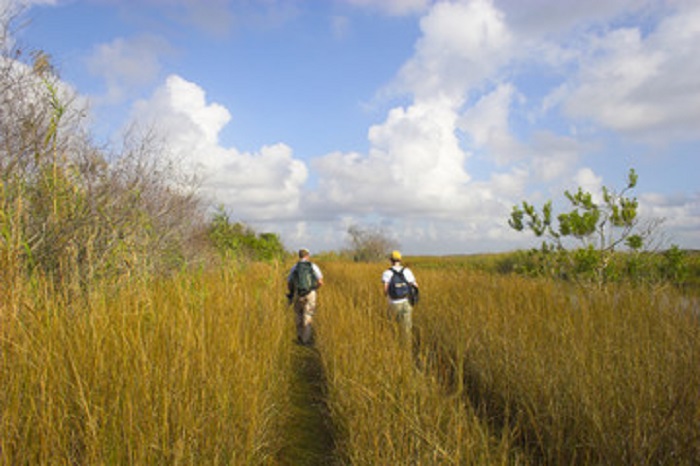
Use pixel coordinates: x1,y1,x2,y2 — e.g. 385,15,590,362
2,257,696,464
0,262,291,464
417,268,700,464
314,262,521,465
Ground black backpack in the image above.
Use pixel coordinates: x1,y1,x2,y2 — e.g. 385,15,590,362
388,267,411,300
291,261,318,297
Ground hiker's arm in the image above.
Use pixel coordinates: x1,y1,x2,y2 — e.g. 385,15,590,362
407,269,418,288
312,263,324,289
287,266,295,294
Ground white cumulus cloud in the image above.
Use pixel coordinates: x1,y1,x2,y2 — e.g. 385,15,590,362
396,0,512,101
129,75,308,220
314,97,473,218
458,83,522,164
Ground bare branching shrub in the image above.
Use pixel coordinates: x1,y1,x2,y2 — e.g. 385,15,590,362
345,224,398,262
104,127,205,275
1,10,206,296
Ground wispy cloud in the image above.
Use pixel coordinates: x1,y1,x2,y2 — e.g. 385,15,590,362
341,0,431,16
1,0,57,12
85,34,173,105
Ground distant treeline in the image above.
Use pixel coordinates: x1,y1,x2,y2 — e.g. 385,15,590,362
406,249,700,291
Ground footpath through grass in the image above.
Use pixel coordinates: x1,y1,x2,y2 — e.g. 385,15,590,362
277,342,340,465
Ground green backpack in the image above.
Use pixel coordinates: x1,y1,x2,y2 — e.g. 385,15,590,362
292,261,318,297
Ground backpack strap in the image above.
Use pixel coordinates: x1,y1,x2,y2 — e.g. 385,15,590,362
291,261,303,289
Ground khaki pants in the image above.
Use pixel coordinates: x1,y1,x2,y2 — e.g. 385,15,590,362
294,290,317,344
387,299,413,336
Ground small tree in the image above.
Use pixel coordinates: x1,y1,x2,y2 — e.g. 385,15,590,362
346,224,398,262
508,169,675,284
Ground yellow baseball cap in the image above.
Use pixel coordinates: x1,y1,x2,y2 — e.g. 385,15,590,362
390,250,402,261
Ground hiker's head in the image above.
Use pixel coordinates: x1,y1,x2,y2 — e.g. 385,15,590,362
390,250,402,263
299,248,311,259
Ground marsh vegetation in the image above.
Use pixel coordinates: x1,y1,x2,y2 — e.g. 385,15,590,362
1,258,698,464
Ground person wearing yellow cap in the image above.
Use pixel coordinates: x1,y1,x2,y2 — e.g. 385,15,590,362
382,250,418,338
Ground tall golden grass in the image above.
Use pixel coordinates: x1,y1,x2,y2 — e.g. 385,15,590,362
315,260,698,464
0,263,292,464
314,262,522,465
414,266,700,464
1,258,697,464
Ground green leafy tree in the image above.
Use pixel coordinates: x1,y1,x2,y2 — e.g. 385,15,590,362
508,169,677,284
207,206,285,262
659,245,688,283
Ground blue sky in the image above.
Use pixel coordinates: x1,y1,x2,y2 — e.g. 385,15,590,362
5,0,699,254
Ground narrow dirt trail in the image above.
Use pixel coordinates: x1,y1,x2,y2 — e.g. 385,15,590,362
277,344,340,466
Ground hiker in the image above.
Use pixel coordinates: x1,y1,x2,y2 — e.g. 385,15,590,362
287,248,324,345
382,250,419,336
